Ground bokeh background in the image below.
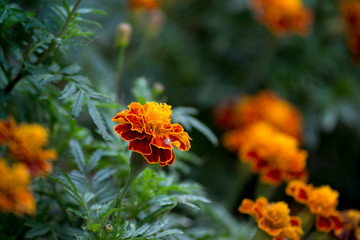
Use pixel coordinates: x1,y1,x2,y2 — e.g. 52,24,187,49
16,0,360,213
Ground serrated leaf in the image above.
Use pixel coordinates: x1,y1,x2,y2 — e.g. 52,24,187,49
62,63,81,75
92,168,116,185
87,96,110,141
67,208,85,218
133,223,151,237
86,149,103,173
77,8,106,15
25,225,51,239
69,140,85,173
186,116,218,146
59,82,77,99
84,192,96,203
40,74,62,85
72,90,85,118
155,229,183,238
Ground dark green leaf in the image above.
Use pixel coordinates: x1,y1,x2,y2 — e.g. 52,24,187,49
87,96,110,141
72,90,85,118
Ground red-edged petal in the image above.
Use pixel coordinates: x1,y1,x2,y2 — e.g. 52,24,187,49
261,168,282,185
114,124,146,141
112,111,129,123
144,146,174,165
128,102,144,115
169,133,191,151
316,215,332,232
151,134,172,150
172,123,184,132
330,214,344,234
290,217,301,227
128,136,152,155
126,114,144,132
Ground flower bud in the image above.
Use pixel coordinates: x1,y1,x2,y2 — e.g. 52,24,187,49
116,22,132,48
104,224,114,232
152,82,164,98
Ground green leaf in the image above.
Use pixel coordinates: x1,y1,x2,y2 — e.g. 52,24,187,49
92,168,116,186
86,149,103,173
25,225,51,239
69,140,86,173
77,8,106,15
155,229,183,238
39,74,62,85
72,90,85,118
87,96,110,141
59,82,77,99
62,63,81,75
62,0,71,15
186,116,218,146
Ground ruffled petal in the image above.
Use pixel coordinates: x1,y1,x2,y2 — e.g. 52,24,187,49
330,213,344,234
126,114,144,132
169,132,191,151
114,124,146,141
144,146,174,166
128,136,152,155
258,218,282,236
151,134,173,150
261,168,282,185
316,215,332,232
112,111,129,123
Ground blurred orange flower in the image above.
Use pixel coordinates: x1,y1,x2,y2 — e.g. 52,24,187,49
0,160,35,216
0,118,57,177
223,122,307,185
129,0,159,10
234,91,303,140
341,0,360,61
286,180,344,234
113,102,191,166
336,209,360,240
249,0,313,36
239,197,303,240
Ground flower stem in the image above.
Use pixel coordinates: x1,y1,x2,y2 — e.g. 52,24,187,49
254,181,278,199
251,229,272,240
114,152,149,222
297,206,315,235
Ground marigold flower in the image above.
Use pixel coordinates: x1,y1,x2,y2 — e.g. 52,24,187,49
224,122,307,185
6,122,57,177
0,160,36,216
336,209,360,240
286,180,344,234
112,102,191,166
341,0,360,61
129,0,159,10
249,0,313,36
239,197,303,240
233,91,303,140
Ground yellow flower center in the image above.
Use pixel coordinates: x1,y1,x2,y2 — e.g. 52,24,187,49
264,202,291,228
308,186,338,215
143,102,172,130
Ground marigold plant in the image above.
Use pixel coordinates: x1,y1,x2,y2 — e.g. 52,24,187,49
0,160,35,217
0,118,57,177
239,197,303,240
112,102,191,166
249,0,313,36
223,122,307,185
340,0,360,61
286,180,344,234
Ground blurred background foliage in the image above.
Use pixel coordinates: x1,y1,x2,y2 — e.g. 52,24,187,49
70,0,360,209
1,0,360,237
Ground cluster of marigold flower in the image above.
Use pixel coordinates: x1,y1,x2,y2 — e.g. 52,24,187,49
215,90,360,240
0,117,57,217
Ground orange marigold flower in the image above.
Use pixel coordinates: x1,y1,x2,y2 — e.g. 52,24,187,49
224,122,307,185
239,197,303,240
249,0,313,36
6,122,57,177
233,91,303,141
341,0,360,62
0,159,36,216
286,180,344,234
129,0,159,10
112,102,191,166
336,209,360,240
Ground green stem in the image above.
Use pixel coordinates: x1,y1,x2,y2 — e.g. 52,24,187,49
297,206,315,235
114,152,149,223
251,229,272,240
254,181,278,199
116,46,125,100
223,162,253,211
